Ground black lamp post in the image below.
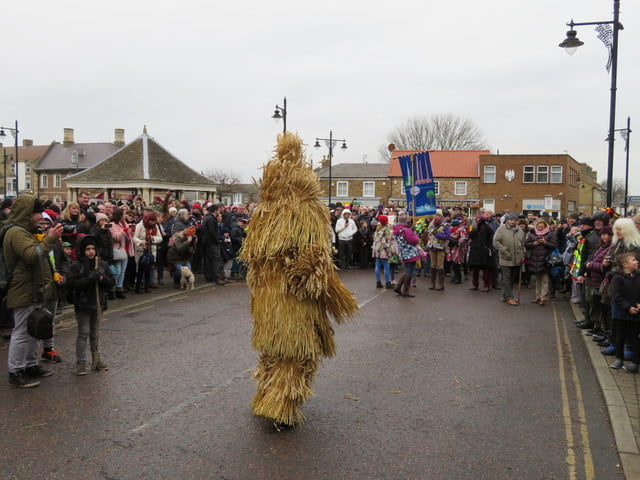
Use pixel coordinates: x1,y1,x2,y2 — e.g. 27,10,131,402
271,97,287,134
0,120,19,197
559,0,623,207
314,131,347,206
613,117,631,216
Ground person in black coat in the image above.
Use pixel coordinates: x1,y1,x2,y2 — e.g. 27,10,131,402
202,205,225,285
468,211,495,291
524,219,558,305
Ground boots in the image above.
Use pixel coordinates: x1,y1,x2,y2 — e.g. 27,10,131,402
429,271,436,290
393,274,405,295
401,275,414,297
115,287,126,299
376,281,383,289
385,282,392,289
435,270,445,291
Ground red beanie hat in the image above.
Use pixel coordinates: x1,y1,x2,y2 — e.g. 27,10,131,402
44,209,58,220
378,215,388,226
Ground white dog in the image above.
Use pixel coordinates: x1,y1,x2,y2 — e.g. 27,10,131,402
180,266,195,290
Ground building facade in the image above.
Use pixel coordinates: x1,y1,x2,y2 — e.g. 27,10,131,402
479,154,583,217
316,161,390,206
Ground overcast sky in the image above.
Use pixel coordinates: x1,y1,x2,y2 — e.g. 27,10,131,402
2,0,639,197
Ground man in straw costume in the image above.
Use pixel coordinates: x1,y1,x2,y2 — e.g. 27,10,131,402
240,132,358,426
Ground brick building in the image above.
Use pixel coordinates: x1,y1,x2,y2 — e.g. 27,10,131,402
316,160,390,206
478,154,582,217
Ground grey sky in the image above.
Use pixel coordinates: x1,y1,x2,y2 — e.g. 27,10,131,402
2,0,639,196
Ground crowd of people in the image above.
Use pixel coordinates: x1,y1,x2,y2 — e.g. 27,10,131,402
329,202,640,373
3,190,640,387
0,192,250,386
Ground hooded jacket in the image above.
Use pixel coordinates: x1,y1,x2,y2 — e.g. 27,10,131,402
3,196,58,308
493,222,526,267
66,235,114,312
609,266,640,322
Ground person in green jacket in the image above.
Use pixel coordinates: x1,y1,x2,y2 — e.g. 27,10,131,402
4,195,62,388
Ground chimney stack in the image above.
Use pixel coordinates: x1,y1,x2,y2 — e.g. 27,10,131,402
63,128,74,146
114,128,125,147
23,139,33,147
321,155,330,170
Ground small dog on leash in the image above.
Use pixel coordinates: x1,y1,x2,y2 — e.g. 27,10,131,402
180,266,195,290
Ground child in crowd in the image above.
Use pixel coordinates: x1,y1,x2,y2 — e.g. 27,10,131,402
67,235,114,376
608,252,640,373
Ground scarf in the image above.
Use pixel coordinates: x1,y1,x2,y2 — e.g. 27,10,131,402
142,212,158,243
535,227,550,236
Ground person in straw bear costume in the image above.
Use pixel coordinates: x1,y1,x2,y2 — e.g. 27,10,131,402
240,132,358,427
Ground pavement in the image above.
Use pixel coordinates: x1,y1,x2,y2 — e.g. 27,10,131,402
1,273,639,478
569,301,640,479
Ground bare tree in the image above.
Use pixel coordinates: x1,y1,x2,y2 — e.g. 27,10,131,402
599,177,626,207
201,168,242,199
377,114,489,161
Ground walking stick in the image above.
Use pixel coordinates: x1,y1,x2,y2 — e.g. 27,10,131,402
91,255,102,371
516,264,523,304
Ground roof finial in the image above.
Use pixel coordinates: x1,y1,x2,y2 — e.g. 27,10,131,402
143,125,148,135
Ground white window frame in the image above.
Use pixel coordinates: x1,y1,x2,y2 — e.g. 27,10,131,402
9,164,15,174
54,174,62,188
537,165,549,183
363,181,375,198
483,199,495,211
550,165,563,184
40,174,48,188
25,164,31,173
434,181,440,196
336,181,348,197
523,165,535,183
25,178,32,190
454,181,467,196
483,165,496,183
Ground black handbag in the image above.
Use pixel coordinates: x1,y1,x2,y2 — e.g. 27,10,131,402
27,307,54,340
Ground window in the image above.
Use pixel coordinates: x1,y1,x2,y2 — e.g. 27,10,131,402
454,181,467,196
336,181,348,197
363,181,375,197
483,165,496,183
523,166,534,183
40,174,48,188
434,181,440,196
483,199,495,212
25,178,31,190
25,164,31,173
551,165,563,184
537,165,549,183
54,174,61,188
10,164,16,174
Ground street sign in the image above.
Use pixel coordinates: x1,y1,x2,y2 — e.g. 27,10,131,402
627,196,640,203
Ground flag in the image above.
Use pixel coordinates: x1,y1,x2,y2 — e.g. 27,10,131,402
595,24,613,73
397,151,437,217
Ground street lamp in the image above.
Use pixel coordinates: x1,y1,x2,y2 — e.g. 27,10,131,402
271,97,287,134
613,117,631,216
559,0,623,207
0,120,19,197
314,131,347,206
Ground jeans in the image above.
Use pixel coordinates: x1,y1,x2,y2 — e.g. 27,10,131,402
501,266,520,300
403,261,417,277
8,305,38,373
375,258,390,283
75,309,99,364
112,258,128,288
338,239,353,271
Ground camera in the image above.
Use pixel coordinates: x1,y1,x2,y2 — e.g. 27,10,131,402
104,223,113,229
62,224,76,233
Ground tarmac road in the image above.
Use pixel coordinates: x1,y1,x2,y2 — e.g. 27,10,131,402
0,270,627,479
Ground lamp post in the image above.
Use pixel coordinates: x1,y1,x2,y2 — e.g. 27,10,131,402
2,148,8,199
0,120,19,197
314,131,347,206
559,0,623,207
613,117,631,216
271,97,287,134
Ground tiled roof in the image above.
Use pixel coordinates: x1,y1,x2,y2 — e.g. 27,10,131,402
35,142,119,171
65,129,215,186
316,163,389,179
1,144,51,163
387,150,488,178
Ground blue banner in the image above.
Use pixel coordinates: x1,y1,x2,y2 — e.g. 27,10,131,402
397,151,437,217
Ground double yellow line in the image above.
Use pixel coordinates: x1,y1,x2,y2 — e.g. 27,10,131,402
553,305,595,480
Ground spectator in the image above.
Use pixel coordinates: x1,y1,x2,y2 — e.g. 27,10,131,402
335,209,357,272
525,219,558,306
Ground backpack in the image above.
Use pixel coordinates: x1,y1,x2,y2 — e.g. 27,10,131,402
0,224,24,291
395,228,419,261
545,249,563,267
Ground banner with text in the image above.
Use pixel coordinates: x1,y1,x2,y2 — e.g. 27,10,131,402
397,151,437,217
